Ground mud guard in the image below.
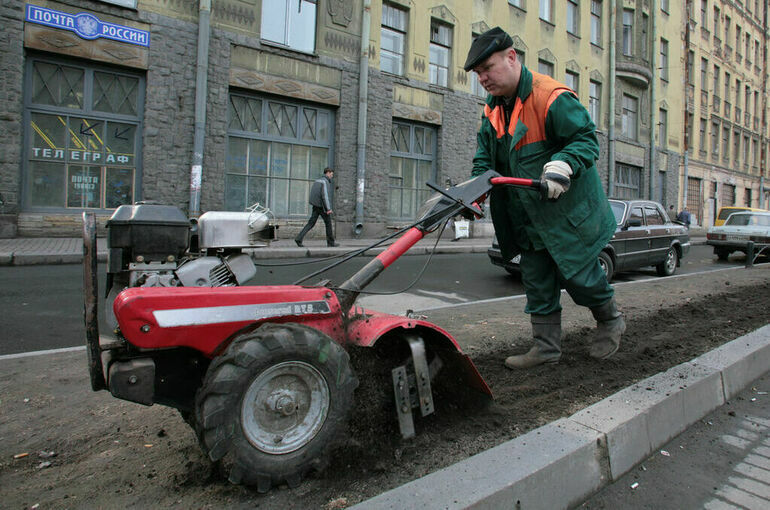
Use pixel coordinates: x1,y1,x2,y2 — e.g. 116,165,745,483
82,212,106,391
346,308,493,397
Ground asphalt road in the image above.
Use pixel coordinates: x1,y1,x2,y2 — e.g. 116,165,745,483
0,244,761,356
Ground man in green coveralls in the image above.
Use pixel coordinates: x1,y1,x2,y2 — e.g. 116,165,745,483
466,27,625,368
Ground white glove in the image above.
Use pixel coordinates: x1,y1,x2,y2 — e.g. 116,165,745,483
541,160,573,200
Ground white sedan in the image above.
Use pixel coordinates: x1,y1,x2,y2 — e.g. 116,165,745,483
706,211,770,261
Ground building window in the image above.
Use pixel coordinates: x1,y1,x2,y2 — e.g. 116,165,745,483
721,183,735,206
721,127,729,161
381,2,408,75
736,26,742,59
755,41,761,66
745,188,752,207
659,39,669,81
700,58,708,90
566,0,579,35
389,121,436,221
622,9,634,56
538,59,554,77
621,94,638,140
614,164,642,199
225,93,333,216
470,34,487,98
261,0,316,53
743,136,750,168
641,13,649,59
24,58,143,210
590,1,602,45
540,0,554,23
700,0,708,26
658,108,667,146
687,50,694,85
712,65,720,99
565,70,579,95
733,130,741,165
687,177,702,221
661,0,669,13
724,16,730,44
686,113,694,150
509,0,524,7
429,20,452,87
589,80,601,125
699,118,707,152
745,34,751,64
711,121,720,157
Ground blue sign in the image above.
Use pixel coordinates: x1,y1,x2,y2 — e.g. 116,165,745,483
25,4,150,47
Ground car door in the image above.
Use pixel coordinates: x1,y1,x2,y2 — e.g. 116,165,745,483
613,204,649,270
644,204,671,265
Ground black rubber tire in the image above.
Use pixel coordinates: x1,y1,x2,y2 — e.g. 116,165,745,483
598,251,614,282
194,323,357,493
716,248,731,261
656,246,678,276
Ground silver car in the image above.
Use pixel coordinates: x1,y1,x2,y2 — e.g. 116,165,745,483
706,211,770,260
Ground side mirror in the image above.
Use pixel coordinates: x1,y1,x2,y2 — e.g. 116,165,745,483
627,218,643,227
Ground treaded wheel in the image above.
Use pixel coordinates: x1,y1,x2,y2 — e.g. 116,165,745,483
716,248,731,261
598,251,614,282
194,323,357,493
656,246,678,276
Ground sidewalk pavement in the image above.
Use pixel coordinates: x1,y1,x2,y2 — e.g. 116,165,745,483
0,228,708,266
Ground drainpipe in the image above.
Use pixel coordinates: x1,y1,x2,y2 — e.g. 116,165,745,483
607,1,617,197
353,0,371,236
649,0,657,201
682,1,691,208
189,0,212,218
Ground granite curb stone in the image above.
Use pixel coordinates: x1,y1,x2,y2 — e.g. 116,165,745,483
352,326,770,509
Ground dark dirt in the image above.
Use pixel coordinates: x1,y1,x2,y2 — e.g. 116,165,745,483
1,266,769,509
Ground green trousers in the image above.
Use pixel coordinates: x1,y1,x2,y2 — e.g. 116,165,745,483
519,248,614,315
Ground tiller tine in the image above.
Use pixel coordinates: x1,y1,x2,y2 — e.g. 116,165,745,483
391,334,443,439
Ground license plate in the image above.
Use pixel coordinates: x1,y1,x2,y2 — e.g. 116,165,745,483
726,235,747,241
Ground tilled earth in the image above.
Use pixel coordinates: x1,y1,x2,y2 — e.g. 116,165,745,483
1,265,769,509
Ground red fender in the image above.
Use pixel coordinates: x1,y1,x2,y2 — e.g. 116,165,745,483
113,285,345,357
346,306,493,397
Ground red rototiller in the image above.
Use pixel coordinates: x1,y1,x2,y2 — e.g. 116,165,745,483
82,170,541,492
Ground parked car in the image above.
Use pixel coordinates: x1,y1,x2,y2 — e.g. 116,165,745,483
706,211,770,260
714,206,769,227
487,199,691,282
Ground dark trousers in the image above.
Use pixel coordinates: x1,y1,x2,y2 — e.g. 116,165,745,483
296,206,335,245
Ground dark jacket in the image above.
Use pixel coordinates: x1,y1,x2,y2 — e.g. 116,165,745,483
471,65,616,279
309,176,332,211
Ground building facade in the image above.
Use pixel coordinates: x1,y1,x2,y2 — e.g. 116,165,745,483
0,0,766,238
681,0,770,227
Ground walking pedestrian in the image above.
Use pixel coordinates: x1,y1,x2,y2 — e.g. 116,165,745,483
676,207,692,229
465,27,624,369
295,167,339,247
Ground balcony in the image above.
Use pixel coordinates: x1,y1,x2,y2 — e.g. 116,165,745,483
700,90,709,112
724,44,732,60
701,27,710,41
724,101,731,117
735,107,742,123
736,53,743,64
745,112,751,127
713,95,721,110
615,60,653,88
755,117,760,130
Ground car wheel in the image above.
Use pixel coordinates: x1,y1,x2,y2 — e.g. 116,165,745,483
716,248,731,261
194,323,357,493
656,247,678,276
598,251,614,282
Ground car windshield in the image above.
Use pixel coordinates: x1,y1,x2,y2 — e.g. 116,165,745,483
726,214,770,226
610,201,625,224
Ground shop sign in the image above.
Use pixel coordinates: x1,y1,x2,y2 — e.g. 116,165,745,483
25,4,150,47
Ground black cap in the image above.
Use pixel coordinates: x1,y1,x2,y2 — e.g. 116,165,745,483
464,27,514,72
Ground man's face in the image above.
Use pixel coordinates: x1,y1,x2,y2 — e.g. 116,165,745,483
472,48,519,97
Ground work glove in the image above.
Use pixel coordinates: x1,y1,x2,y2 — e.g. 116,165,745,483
541,160,572,200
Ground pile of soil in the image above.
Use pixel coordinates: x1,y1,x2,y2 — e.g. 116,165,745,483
1,267,768,509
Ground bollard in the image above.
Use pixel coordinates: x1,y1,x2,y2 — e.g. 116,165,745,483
745,241,754,268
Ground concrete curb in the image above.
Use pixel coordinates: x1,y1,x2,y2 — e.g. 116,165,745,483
353,324,770,510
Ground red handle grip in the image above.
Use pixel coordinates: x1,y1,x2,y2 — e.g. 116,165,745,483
490,177,542,189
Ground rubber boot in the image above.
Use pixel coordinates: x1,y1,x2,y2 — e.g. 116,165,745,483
589,298,625,359
504,312,562,369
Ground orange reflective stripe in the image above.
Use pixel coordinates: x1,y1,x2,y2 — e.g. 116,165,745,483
544,88,572,122
508,98,522,136
484,104,506,139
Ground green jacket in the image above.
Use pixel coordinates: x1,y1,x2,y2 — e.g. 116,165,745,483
472,66,616,279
